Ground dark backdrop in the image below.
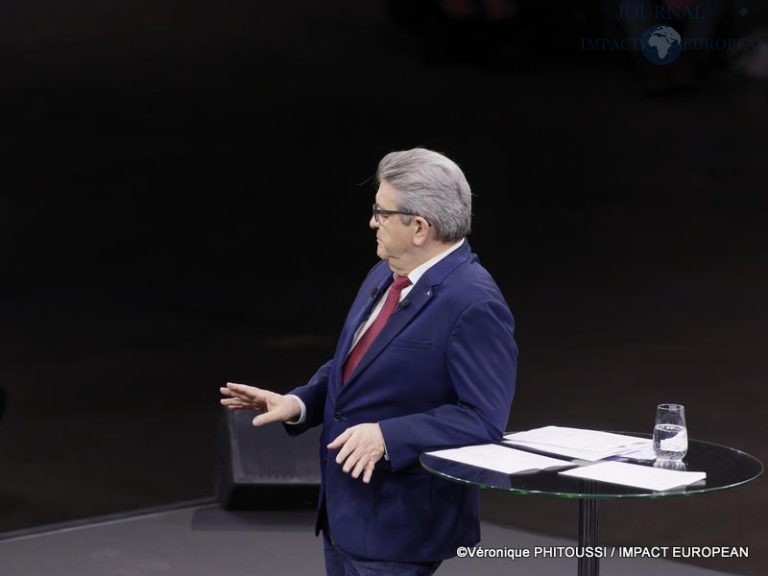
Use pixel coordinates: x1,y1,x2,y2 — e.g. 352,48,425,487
0,1,766,574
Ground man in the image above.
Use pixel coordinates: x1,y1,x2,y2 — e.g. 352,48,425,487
221,147,517,575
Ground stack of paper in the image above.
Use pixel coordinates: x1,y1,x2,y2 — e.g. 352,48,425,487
425,444,574,475
504,426,652,461
616,444,657,462
559,461,706,491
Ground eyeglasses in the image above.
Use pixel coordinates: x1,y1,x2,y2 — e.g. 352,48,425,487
371,204,419,224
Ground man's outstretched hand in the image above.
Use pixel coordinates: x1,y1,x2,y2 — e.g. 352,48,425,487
219,382,301,426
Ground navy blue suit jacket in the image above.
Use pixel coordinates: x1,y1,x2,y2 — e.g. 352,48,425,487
287,241,517,562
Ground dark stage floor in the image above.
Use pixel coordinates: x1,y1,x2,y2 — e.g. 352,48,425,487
0,3,766,575
0,503,745,576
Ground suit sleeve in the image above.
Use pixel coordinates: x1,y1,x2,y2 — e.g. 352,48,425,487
283,359,333,436
378,298,517,471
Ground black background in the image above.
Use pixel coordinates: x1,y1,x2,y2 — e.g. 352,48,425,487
0,1,766,574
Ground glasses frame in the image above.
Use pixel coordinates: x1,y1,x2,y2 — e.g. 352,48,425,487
371,204,421,224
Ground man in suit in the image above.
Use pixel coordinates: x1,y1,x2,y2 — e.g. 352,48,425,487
221,147,517,575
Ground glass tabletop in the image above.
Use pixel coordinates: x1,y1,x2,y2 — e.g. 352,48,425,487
419,433,763,499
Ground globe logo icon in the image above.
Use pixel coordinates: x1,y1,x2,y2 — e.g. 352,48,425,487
641,25,682,65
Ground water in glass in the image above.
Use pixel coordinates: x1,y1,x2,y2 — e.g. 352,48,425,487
653,404,688,460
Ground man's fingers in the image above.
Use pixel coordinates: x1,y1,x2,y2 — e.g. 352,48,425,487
251,414,269,426
329,429,358,468
252,410,284,427
342,449,360,473
220,398,246,409
336,441,354,466
221,387,248,401
221,395,254,406
230,385,253,396
350,458,367,479
327,429,351,450
327,425,385,481
225,382,246,394
362,461,375,484
219,398,245,406
226,382,264,399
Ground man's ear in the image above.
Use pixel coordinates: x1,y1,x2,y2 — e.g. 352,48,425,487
411,217,431,246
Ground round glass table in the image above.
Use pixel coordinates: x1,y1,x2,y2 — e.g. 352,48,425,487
420,433,763,576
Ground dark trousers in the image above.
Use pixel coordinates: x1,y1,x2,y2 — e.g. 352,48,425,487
321,512,441,576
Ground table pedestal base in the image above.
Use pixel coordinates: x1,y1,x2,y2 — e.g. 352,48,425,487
578,498,600,576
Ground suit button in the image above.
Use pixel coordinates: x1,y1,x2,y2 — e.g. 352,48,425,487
333,412,342,422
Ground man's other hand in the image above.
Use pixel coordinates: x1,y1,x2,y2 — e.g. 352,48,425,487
327,423,385,484
219,382,301,426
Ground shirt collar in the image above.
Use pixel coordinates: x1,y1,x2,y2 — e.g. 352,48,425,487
399,238,465,286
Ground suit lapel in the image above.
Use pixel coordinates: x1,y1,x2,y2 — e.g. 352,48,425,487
331,273,393,395
340,242,473,389
342,282,434,387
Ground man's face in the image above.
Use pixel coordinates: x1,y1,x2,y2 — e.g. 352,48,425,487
370,180,413,268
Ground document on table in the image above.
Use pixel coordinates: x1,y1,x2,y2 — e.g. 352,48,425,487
503,426,652,461
616,444,657,462
559,461,706,491
425,444,574,475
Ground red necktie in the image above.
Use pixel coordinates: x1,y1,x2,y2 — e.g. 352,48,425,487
342,275,412,384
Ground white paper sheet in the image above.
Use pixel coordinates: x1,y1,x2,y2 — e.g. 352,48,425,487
503,426,652,461
559,461,706,491
617,444,658,462
425,444,574,475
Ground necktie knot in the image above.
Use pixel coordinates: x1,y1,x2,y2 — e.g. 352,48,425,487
391,274,412,293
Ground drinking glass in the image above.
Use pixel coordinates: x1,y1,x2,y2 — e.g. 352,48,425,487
653,403,688,461
653,459,687,471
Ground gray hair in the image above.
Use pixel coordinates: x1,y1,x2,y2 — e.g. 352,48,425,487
376,147,472,243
